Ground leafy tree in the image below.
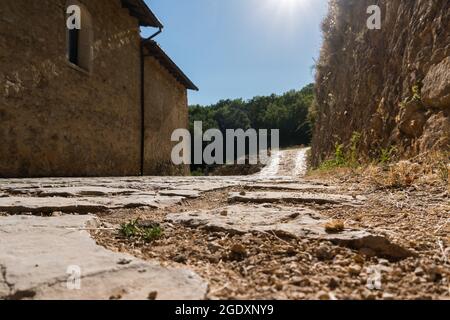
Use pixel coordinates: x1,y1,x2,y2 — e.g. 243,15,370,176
188,83,314,168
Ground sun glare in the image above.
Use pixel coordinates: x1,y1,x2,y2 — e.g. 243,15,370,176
279,0,303,7
273,0,306,10
265,0,309,19
250,0,313,33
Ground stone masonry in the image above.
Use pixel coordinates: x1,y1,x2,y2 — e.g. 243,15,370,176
0,0,196,177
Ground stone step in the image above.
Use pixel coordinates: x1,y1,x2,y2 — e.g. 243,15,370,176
229,191,365,206
0,215,208,300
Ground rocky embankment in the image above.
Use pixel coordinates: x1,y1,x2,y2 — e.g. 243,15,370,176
312,0,449,166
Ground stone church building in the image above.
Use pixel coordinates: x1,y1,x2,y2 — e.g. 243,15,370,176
0,0,198,177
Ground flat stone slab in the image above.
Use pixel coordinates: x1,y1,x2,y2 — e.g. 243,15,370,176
167,205,413,261
0,177,241,194
0,176,295,195
0,195,183,214
4,186,145,197
158,189,201,199
229,191,365,206
247,183,337,191
0,215,208,300
0,176,310,214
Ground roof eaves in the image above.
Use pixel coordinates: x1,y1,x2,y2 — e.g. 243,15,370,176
121,0,163,28
143,40,199,91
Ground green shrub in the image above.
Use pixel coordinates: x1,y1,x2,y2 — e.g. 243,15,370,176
120,219,140,238
142,225,162,242
120,220,163,242
318,142,346,170
412,84,422,101
378,146,397,165
348,132,362,166
318,132,362,170
190,169,205,176
437,159,449,183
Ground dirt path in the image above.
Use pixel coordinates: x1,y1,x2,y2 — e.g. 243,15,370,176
0,148,449,300
257,148,309,178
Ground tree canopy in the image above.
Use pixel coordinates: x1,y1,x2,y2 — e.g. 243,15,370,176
189,83,314,148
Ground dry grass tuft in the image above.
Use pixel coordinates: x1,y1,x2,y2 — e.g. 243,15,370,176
309,150,449,190
367,151,449,189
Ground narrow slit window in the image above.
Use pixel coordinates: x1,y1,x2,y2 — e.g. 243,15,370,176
66,1,93,72
68,28,79,65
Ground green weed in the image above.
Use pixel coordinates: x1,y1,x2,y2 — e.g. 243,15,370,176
378,146,397,165
120,219,163,242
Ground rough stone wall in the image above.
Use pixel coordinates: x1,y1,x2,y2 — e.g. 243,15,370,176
143,56,190,176
0,0,142,177
312,0,450,166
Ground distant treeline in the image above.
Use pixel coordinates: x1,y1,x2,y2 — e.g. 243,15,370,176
189,83,314,148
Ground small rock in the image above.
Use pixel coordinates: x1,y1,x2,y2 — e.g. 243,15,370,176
230,243,247,256
137,220,160,229
289,212,300,219
337,258,351,267
147,291,158,300
208,242,223,253
427,265,443,282
363,292,377,300
328,292,338,300
220,210,228,216
382,292,395,300
317,291,330,300
173,254,187,264
353,254,365,264
412,276,421,284
262,268,277,275
291,292,306,299
315,245,334,261
349,264,362,276
285,246,297,255
359,247,377,258
275,282,283,291
290,277,310,287
208,255,220,264
378,259,390,266
414,267,424,277
328,277,340,290
117,258,132,265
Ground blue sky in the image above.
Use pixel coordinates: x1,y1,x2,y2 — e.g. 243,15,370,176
142,0,329,105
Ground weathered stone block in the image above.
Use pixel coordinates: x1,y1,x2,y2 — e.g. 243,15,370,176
422,57,450,109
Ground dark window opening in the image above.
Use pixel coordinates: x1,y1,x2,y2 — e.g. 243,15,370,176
68,29,79,66
66,2,92,72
